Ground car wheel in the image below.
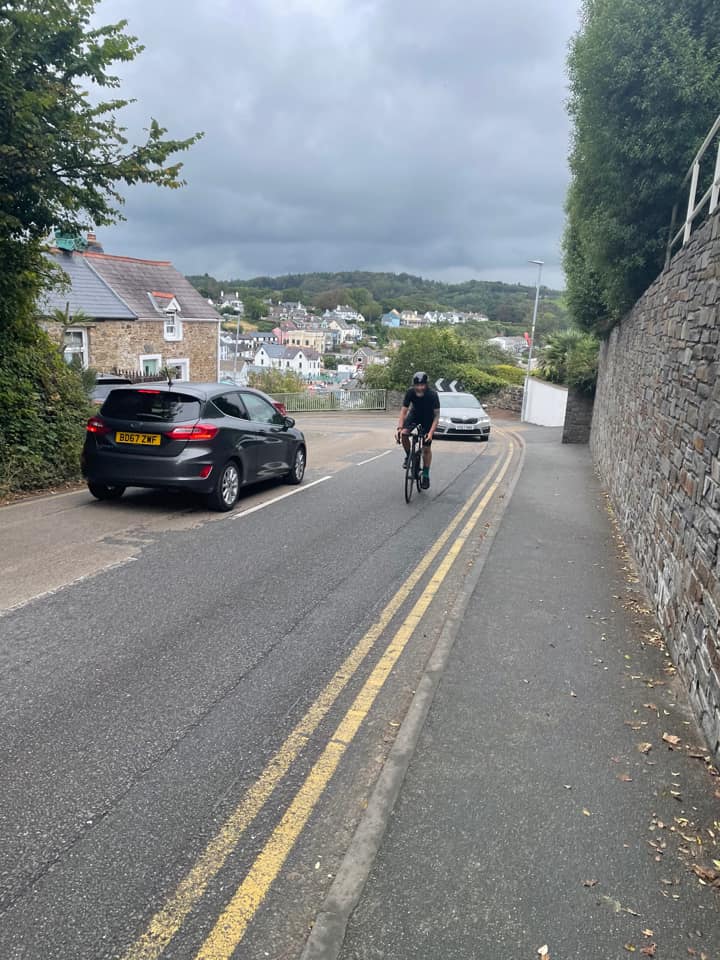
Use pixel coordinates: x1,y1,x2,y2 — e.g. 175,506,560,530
88,481,126,501
285,445,306,485
207,460,241,512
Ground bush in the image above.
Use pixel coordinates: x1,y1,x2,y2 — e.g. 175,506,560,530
361,364,392,390
0,324,91,495
486,363,525,386
247,368,306,394
446,364,507,398
566,337,600,394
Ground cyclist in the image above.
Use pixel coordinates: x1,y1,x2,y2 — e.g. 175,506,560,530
396,372,440,489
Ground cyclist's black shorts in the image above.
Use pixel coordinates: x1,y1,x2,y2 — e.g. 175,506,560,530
402,414,433,446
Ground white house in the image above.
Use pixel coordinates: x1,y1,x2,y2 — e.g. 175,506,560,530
253,344,321,378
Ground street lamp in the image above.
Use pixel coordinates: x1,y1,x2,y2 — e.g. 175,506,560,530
521,259,544,422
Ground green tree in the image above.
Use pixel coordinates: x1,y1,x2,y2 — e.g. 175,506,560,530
322,354,339,370
386,328,477,389
248,369,305,394
0,0,201,492
243,297,267,324
538,330,599,393
565,0,720,333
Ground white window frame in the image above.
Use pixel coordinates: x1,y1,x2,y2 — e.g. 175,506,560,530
166,358,190,381
139,353,162,376
63,327,89,368
163,310,183,342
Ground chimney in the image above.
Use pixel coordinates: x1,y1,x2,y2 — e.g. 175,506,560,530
86,231,104,253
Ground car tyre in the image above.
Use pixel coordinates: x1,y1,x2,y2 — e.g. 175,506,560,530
207,460,241,512
88,481,126,501
285,445,306,485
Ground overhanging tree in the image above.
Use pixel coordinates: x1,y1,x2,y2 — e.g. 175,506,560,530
564,0,720,334
0,0,202,492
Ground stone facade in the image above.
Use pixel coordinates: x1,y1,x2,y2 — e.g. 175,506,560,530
484,385,523,416
45,319,219,382
591,211,720,756
562,389,595,444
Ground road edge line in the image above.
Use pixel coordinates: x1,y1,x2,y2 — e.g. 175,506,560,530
299,428,527,960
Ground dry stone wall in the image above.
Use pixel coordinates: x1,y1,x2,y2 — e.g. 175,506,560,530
591,211,720,756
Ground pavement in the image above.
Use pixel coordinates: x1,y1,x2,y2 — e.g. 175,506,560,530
332,427,720,960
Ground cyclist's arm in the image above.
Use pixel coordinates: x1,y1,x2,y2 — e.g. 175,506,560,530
397,405,409,432
427,405,440,440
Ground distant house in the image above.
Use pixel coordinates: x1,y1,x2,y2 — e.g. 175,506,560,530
381,310,402,328
40,234,220,381
352,347,385,368
488,336,527,355
281,328,326,354
253,344,321,378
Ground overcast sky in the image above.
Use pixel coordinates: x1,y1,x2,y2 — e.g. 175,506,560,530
96,0,580,288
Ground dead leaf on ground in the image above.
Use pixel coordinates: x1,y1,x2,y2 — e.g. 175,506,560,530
583,879,599,887
663,733,682,748
691,864,720,888
624,944,636,953
638,742,653,754
618,773,633,782
642,929,654,938
640,945,656,957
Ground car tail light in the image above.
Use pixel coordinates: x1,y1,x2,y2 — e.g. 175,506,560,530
138,389,161,394
165,423,219,442
272,401,287,416
86,416,111,435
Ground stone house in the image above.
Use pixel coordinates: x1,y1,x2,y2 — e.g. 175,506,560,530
40,242,221,382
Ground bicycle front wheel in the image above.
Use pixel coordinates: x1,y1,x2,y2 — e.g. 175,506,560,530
404,440,416,503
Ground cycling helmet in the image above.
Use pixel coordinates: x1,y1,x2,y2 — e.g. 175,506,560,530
412,371,429,385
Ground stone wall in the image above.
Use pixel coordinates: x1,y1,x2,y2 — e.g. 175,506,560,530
562,389,595,444
591,211,720,756
483,385,523,415
43,319,219,382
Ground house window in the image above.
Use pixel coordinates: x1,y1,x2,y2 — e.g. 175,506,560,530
166,358,190,381
139,354,162,376
164,311,183,342
63,328,88,368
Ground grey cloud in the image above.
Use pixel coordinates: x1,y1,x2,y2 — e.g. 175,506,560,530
96,0,578,287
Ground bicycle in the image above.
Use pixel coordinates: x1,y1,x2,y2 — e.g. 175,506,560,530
398,425,428,504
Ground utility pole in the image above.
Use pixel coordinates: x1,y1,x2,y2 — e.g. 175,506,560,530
521,259,544,423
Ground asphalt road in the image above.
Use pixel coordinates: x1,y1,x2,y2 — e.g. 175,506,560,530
0,414,520,960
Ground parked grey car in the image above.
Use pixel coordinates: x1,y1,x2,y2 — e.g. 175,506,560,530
434,392,491,441
82,383,306,511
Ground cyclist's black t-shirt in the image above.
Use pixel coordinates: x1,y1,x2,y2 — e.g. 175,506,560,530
403,387,440,427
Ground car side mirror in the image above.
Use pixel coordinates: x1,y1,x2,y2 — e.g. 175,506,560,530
283,416,296,429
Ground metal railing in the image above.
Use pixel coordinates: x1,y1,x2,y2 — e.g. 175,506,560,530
272,389,387,413
666,112,720,267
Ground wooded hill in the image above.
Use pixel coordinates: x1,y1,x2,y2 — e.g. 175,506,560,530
187,270,568,334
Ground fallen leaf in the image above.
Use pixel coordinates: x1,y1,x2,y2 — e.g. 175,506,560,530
625,944,636,953
691,864,720,887
642,929,654,938
583,879,599,887
640,947,656,958
583,808,591,816
663,733,681,748
537,947,549,958
618,773,633,782
638,742,653,755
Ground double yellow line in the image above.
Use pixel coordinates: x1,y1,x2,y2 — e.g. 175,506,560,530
121,435,517,960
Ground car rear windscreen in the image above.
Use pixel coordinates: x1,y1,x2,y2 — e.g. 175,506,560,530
101,390,202,423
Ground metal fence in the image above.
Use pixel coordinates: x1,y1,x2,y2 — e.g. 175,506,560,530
666,112,720,266
272,389,387,413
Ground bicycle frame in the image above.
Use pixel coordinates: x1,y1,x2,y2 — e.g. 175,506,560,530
404,426,427,504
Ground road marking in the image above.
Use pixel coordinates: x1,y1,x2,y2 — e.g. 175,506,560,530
357,451,391,466
228,476,332,520
193,442,516,959
120,441,512,960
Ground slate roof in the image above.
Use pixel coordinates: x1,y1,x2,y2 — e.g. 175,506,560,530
39,251,135,320
40,249,221,322
257,344,320,361
86,253,220,320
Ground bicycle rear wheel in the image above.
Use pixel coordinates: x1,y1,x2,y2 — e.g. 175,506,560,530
415,448,423,493
404,437,417,503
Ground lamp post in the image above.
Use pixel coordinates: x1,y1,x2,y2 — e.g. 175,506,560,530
521,259,544,422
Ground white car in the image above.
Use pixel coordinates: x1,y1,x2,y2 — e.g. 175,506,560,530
435,392,491,441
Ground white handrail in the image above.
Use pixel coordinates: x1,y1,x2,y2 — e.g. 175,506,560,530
666,112,720,267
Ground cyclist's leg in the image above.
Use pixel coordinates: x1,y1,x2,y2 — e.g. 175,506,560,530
400,416,417,462
421,427,433,488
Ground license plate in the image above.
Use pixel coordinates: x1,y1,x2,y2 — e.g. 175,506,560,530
115,431,161,446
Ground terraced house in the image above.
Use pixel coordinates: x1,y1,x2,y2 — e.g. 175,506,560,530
40,234,221,382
